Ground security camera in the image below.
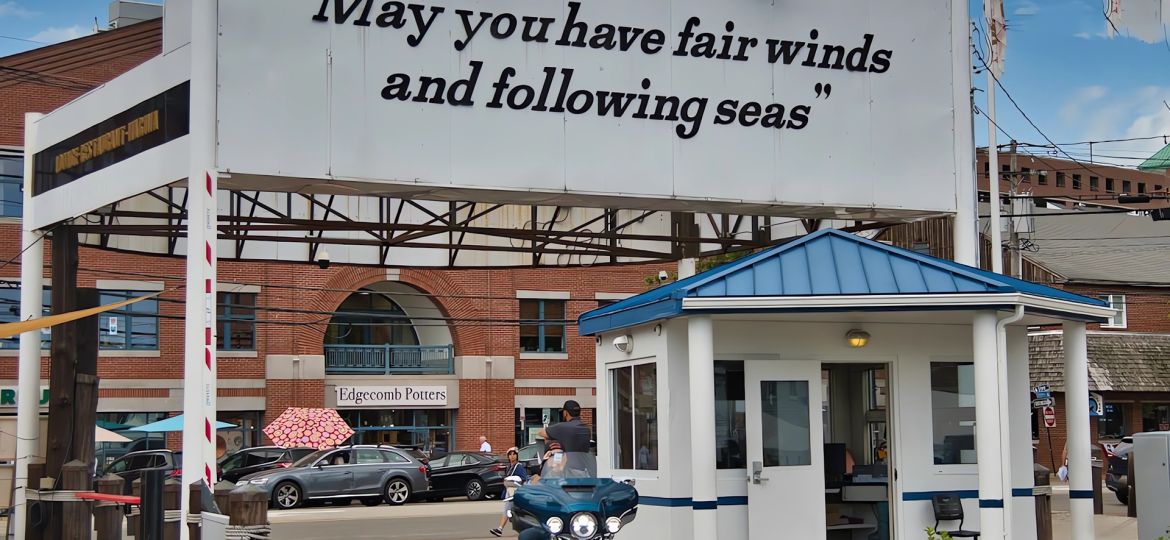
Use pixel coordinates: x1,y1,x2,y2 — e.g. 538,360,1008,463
658,270,669,281
316,250,331,269
613,335,633,354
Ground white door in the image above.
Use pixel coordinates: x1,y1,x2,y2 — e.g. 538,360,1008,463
745,360,826,540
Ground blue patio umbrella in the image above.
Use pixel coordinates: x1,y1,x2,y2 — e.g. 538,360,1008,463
127,415,236,433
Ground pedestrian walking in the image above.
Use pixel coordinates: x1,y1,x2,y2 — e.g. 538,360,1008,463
480,435,492,453
489,447,529,537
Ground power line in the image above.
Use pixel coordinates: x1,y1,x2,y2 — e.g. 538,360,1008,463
0,35,45,45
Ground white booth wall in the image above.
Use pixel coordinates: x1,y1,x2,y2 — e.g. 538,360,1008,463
596,317,1037,540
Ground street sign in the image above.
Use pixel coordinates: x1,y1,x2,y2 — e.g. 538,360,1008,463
1089,392,1104,417
1043,406,1056,428
1032,397,1054,409
1034,384,1051,399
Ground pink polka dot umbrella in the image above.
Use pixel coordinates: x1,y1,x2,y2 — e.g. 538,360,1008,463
263,407,354,450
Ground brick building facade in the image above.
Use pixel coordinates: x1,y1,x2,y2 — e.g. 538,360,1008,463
1,18,674,460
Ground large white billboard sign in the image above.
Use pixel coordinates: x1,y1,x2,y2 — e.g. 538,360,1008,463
217,0,967,218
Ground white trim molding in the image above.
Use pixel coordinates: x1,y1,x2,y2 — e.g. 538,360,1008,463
519,352,570,360
681,293,1116,320
516,290,571,300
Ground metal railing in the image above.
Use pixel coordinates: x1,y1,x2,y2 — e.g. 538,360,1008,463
324,344,455,375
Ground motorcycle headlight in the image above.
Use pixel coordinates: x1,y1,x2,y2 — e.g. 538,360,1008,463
571,513,598,538
546,516,564,534
605,517,622,534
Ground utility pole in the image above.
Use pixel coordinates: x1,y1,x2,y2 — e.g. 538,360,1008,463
1008,140,1022,278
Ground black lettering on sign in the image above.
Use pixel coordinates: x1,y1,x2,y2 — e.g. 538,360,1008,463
33,81,189,196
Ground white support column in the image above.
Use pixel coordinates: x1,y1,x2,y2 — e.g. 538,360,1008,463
973,311,1006,539
1007,326,1038,540
14,112,44,540
686,316,717,539
180,0,218,534
1062,322,1094,540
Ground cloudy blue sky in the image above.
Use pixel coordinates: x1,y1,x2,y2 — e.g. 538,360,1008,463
2,0,1169,160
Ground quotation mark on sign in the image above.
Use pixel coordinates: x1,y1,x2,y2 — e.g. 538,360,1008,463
814,83,833,99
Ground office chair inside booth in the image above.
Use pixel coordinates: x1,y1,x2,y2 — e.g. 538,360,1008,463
931,494,980,539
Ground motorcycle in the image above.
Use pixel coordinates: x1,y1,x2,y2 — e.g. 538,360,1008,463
508,451,638,539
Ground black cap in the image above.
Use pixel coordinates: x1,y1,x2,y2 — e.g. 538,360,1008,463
563,399,581,417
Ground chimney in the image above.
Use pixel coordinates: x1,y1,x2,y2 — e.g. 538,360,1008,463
107,1,163,30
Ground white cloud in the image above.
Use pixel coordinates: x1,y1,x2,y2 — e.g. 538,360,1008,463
1060,85,1108,124
1014,1,1039,16
0,1,36,18
28,25,90,45
1073,31,1093,39
1121,97,1170,157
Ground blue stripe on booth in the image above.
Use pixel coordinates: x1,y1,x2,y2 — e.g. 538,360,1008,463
692,500,718,510
1069,490,1095,499
638,496,750,508
639,496,692,507
1012,488,1035,497
979,499,1005,508
902,490,979,501
717,496,749,506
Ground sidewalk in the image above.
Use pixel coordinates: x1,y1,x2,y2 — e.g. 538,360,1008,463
1053,512,1137,540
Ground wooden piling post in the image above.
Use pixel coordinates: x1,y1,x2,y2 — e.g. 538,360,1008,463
163,479,181,540
94,474,125,540
227,484,268,527
188,482,204,540
61,460,92,540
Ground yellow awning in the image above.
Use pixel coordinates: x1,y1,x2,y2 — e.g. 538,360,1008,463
0,291,164,340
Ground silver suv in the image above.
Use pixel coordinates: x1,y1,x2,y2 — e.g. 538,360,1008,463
240,445,431,509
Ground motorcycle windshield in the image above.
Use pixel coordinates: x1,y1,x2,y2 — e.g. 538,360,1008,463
540,451,597,479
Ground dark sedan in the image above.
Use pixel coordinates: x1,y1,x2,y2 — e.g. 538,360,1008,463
99,449,181,494
424,452,506,501
1105,438,1132,504
218,446,316,483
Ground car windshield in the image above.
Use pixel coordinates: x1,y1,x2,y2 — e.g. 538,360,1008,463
292,449,331,468
539,451,597,479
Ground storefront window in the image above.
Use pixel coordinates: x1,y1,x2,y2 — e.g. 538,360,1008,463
95,412,168,468
338,409,453,455
1099,403,1125,439
610,362,657,470
326,290,419,346
715,361,746,469
218,411,262,453
930,362,976,465
1142,403,1170,432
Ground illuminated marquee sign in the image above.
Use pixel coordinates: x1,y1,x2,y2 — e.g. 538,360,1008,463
32,81,190,196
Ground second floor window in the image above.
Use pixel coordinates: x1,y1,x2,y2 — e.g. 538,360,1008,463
217,292,257,350
519,299,565,353
1100,294,1126,329
0,154,22,218
100,290,159,350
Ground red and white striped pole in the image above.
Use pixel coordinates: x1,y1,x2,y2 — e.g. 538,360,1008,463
181,0,218,535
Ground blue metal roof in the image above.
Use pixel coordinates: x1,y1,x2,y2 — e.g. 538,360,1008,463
578,229,1108,335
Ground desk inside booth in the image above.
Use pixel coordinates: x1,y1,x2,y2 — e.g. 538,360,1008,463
825,464,890,540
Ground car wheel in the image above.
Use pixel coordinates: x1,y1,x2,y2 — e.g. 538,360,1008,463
273,482,302,510
361,497,382,507
384,478,411,506
465,478,485,501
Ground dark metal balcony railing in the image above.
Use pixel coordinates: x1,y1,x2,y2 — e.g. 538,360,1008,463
324,344,455,375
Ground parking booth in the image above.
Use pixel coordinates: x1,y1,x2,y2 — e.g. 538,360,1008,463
581,230,1113,540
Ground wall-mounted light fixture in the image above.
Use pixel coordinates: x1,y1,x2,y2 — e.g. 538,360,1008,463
845,329,870,348
613,335,633,354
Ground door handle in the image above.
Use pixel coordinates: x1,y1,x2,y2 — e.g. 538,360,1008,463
750,461,768,484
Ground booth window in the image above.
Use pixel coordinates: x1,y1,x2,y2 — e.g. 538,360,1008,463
99,290,159,350
715,361,746,469
610,362,657,470
0,282,49,349
760,380,812,466
930,362,976,465
217,292,256,350
519,299,565,353
1099,295,1126,329
0,153,21,218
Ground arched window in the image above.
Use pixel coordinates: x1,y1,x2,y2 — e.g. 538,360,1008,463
325,289,420,346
